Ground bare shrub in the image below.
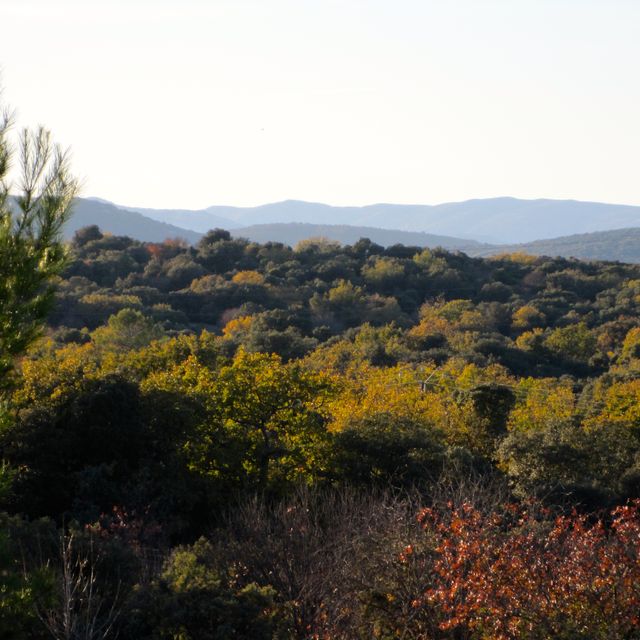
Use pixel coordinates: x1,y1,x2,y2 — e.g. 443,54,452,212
37,532,121,640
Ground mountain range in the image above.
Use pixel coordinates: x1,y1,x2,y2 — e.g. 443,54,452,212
108,197,640,244
64,196,640,263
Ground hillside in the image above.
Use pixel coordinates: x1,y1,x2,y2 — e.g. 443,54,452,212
232,223,640,263
65,198,203,243
8,223,640,639
62,198,640,262
231,222,484,252
474,227,640,263
65,199,640,262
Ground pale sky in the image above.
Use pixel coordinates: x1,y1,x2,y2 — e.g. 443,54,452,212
2,0,639,209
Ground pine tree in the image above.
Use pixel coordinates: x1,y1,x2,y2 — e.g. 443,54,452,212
0,102,78,389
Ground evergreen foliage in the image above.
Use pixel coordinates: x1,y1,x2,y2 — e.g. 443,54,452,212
0,109,77,389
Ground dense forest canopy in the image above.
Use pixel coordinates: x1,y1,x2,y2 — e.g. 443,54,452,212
4,221,640,638
50,225,640,379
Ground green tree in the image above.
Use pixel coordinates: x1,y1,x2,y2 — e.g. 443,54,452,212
330,413,445,485
544,322,597,364
0,108,78,389
124,538,281,640
92,308,164,351
0,100,76,634
71,224,102,248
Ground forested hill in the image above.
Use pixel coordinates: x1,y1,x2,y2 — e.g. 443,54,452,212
474,227,640,263
231,222,485,252
52,225,640,380
234,223,640,263
6,224,640,637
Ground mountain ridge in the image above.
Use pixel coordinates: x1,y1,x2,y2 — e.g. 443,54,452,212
101,196,640,244
231,222,486,252
64,199,202,244
67,197,640,263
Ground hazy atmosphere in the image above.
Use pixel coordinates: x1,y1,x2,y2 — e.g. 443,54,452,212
3,0,640,209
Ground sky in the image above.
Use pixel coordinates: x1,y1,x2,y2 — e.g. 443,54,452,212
2,0,640,209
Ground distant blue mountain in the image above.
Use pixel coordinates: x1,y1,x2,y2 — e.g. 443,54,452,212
66,199,202,244
112,197,640,244
65,198,640,262
120,204,242,233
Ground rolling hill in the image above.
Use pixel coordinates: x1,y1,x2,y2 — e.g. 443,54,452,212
231,223,640,263
63,197,640,263
475,227,640,263
65,199,202,244
121,197,640,244
231,223,484,252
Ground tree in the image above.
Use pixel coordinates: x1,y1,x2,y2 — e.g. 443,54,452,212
0,105,78,389
1,375,146,519
211,350,334,489
544,322,597,364
71,225,103,248
620,326,640,362
92,309,164,352
330,413,445,486
361,256,405,291
420,500,640,639
0,512,56,639
512,304,545,330
468,382,516,451
124,537,281,640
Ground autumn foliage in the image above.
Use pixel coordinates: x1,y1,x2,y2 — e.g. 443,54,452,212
419,500,640,640
6,217,640,637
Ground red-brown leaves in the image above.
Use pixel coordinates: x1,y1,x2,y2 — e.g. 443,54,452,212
418,501,640,640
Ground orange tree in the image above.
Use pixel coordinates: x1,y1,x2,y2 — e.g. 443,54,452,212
418,500,640,639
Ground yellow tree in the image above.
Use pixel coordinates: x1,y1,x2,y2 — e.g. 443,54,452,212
327,359,514,456
212,349,335,488
148,350,336,490
507,378,576,432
